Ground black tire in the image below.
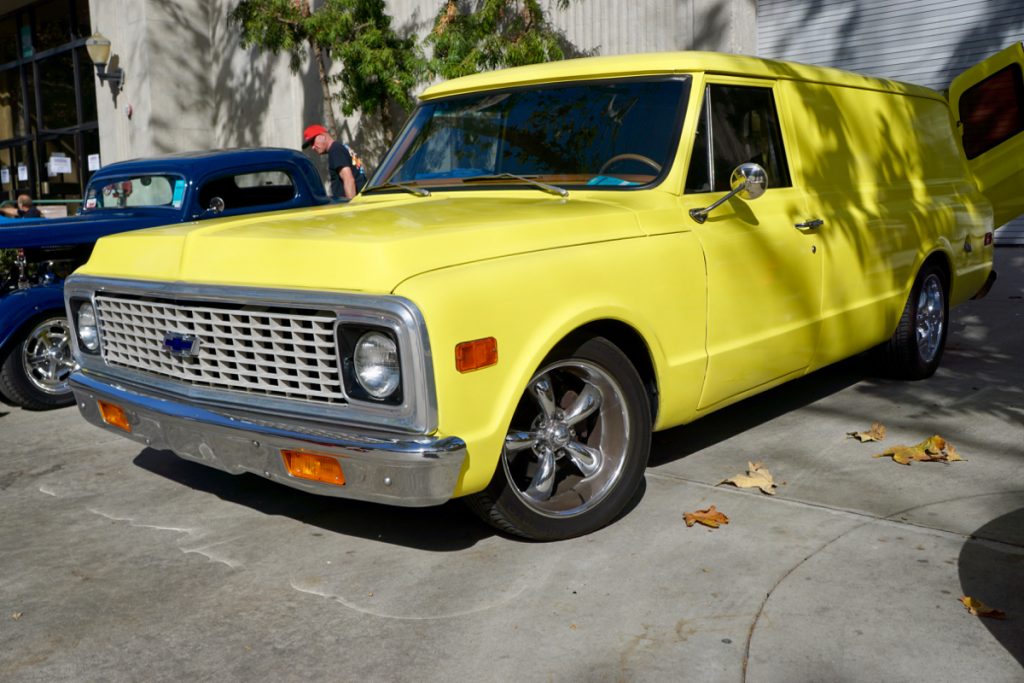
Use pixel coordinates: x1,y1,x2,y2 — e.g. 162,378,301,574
0,314,78,410
466,337,652,541
878,263,949,380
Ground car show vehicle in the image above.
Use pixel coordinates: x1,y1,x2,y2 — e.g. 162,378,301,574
65,45,1020,539
0,148,330,410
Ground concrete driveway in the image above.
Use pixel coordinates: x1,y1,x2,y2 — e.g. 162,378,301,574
2,248,1022,682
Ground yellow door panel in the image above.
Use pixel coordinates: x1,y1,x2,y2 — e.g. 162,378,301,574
949,42,1024,227
688,187,821,409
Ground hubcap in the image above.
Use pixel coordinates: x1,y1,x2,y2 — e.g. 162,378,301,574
502,359,629,518
915,274,945,363
21,317,78,396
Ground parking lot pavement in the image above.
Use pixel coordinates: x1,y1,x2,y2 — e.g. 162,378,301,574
2,248,1022,682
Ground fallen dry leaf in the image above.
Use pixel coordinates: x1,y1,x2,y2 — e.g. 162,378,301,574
684,505,730,529
11,612,23,621
960,596,1006,619
719,461,777,495
873,435,965,465
848,421,887,442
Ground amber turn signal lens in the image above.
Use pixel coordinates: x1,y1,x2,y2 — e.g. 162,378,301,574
281,450,346,486
455,337,498,373
97,400,131,432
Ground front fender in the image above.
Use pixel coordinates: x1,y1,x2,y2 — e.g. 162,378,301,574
0,284,66,351
394,232,708,497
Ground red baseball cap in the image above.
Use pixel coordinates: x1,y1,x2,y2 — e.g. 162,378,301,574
302,124,328,148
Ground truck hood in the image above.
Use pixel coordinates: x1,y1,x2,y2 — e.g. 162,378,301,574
0,208,181,249
78,194,644,293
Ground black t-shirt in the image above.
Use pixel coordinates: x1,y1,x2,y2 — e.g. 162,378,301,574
327,141,366,198
17,207,42,218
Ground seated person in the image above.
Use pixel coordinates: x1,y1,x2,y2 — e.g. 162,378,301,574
1,194,43,218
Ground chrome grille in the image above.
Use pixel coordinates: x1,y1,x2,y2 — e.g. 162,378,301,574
95,294,346,404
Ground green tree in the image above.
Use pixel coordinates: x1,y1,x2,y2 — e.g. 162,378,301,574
230,0,421,133
428,0,571,80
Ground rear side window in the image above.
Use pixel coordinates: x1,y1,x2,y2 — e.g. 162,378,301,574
685,84,791,193
198,170,296,211
959,63,1024,160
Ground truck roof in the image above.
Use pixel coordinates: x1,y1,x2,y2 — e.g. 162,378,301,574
420,50,943,102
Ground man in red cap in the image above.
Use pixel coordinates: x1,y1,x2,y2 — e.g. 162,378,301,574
302,124,367,200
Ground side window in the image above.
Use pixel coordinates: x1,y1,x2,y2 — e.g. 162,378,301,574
685,84,791,193
198,169,296,211
959,63,1024,160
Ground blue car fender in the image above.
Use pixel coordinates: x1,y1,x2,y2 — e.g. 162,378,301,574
0,284,67,352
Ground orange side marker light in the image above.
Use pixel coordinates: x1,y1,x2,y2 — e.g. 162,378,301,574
97,400,131,432
282,450,346,486
455,337,498,373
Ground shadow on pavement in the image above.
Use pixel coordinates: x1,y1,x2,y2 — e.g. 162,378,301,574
958,506,1024,666
132,447,497,551
649,356,868,466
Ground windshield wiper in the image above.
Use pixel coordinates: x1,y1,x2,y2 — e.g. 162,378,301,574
362,181,431,197
461,173,568,198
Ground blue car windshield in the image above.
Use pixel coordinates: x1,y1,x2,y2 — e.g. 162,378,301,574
83,174,185,210
372,77,690,191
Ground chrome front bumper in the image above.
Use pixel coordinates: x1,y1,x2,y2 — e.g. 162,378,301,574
70,372,467,507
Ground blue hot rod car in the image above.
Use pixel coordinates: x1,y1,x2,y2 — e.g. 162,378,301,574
0,148,331,409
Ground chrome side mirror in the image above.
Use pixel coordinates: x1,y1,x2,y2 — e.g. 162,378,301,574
689,163,768,224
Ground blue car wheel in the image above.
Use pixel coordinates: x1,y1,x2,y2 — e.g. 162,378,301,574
0,315,78,410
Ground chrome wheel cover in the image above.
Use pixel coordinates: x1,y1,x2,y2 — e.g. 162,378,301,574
502,359,630,518
21,317,78,396
915,274,945,363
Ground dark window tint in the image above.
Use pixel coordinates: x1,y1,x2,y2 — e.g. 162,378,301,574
33,0,74,53
380,78,689,188
198,170,296,211
685,84,791,193
78,47,96,123
960,63,1024,160
39,51,76,129
0,16,19,64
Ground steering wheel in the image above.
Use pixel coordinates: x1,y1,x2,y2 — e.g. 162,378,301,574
598,153,663,175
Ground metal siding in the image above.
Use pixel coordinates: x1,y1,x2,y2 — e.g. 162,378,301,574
758,0,1024,243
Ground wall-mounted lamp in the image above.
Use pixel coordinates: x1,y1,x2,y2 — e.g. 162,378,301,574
85,32,123,97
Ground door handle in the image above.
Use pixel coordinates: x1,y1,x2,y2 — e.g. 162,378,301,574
795,218,824,230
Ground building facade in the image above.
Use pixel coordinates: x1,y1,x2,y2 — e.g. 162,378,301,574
0,0,98,204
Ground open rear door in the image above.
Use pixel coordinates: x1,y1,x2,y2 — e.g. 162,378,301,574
948,42,1024,228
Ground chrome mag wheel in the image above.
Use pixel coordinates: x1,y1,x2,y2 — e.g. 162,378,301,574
915,273,945,364
21,317,78,396
502,358,631,518
465,337,651,540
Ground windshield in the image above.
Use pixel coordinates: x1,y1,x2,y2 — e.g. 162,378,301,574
373,77,690,191
83,174,185,211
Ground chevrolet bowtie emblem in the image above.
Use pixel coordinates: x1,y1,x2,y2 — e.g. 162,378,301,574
163,332,200,357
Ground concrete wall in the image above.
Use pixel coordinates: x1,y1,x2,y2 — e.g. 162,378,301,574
88,0,322,165
88,0,757,170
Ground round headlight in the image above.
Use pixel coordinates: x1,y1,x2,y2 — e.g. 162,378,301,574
353,331,400,399
78,302,99,352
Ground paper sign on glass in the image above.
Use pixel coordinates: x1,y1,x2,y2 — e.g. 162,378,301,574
17,164,27,181
88,154,101,171
50,155,72,174
1,168,9,184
